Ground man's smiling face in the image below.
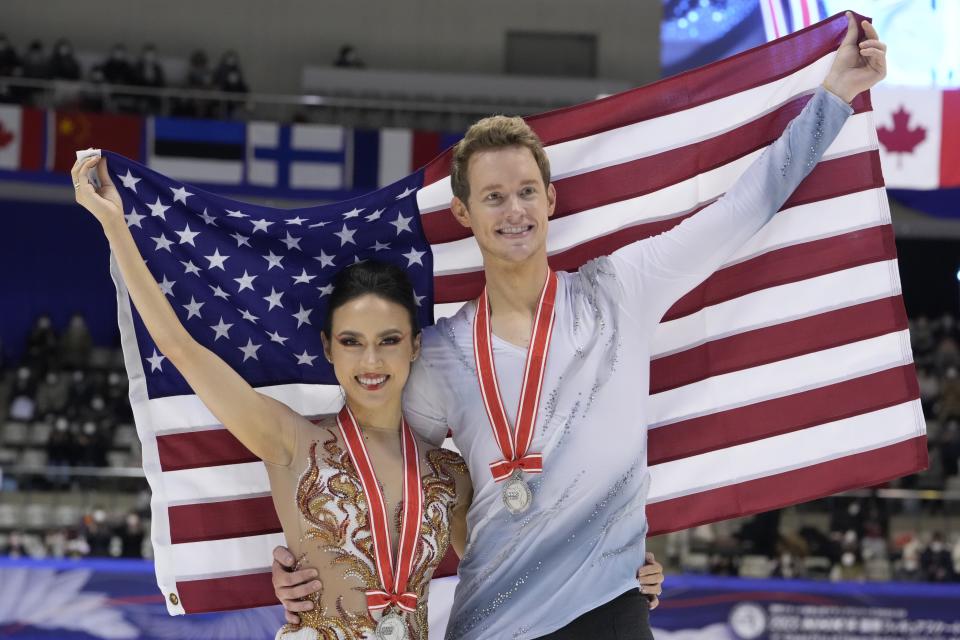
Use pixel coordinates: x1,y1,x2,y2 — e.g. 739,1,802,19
452,145,556,267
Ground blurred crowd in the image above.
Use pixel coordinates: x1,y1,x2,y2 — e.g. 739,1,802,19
1,312,959,571
0,34,369,119
0,505,149,560
668,496,960,584
0,314,136,475
0,34,249,117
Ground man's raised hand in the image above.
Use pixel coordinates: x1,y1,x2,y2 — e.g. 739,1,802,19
823,11,887,103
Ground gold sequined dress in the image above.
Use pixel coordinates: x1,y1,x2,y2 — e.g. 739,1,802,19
265,414,469,640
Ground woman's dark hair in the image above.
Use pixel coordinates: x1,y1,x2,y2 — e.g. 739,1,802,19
322,260,421,338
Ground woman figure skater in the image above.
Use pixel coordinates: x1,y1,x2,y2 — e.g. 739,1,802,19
72,154,472,640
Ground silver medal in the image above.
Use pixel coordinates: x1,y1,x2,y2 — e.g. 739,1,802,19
376,611,408,640
502,473,533,514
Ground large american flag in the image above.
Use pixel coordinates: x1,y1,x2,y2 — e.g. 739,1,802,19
107,12,926,621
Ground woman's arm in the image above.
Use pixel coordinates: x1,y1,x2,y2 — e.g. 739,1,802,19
72,155,299,465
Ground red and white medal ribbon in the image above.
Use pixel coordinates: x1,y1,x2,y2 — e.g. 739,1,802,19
336,405,423,616
473,271,558,483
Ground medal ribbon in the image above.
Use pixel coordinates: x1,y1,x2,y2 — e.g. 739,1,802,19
336,405,423,615
473,271,558,483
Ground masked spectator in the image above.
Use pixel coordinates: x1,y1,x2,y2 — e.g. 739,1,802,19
133,43,165,113
81,508,112,557
101,43,133,85
49,38,81,80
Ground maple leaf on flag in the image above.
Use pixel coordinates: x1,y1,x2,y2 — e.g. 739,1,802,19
877,105,926,168
0,121,13,150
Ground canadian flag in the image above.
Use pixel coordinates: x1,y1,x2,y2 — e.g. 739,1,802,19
872,86,960,190
0,104,44,172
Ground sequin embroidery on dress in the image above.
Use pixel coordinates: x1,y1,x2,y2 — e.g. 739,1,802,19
276,427,464,640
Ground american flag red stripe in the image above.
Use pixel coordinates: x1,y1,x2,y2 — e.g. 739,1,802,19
647,436,926,536
117,12,925,617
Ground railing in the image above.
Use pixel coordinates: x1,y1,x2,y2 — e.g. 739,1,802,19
0,75,582,130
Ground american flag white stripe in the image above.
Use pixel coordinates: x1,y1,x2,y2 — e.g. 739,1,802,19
169,533,285,576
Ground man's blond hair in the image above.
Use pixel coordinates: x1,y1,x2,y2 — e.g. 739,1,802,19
450,115,551,203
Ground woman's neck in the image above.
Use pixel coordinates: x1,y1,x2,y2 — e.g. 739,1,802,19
346,398,403,433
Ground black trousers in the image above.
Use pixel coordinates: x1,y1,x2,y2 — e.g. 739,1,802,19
534,588,654,640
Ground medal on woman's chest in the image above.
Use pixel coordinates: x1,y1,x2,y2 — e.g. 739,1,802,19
337,406,422,638
473,272,558,515
376,610,408,639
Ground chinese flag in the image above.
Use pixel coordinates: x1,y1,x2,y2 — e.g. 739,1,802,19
52,111,143,173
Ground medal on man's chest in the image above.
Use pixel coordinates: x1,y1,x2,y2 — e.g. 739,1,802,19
473,272,558,515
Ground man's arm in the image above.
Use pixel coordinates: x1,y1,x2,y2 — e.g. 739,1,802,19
402,347,452,446
609,13,885,324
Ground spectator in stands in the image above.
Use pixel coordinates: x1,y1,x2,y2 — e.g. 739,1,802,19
860,521,889,563
921,532,956,582
939,367,960,421
105,371,132,421
101,43,138,112
8,366,37,422
176,49,214,117
942,420,960,477
78,64,108,112
35,370,69,416
100,43,134,85
935,337,960,374
46,416,74,487
186,49,212,89
49,38,81,81
60,313,92,370
0,34,23,104
952,536,960,577
20,40,50,105
25,314,57,373
81,508,112,557
213,50,246,91
333,44,365,68
76,420,108,467
116,511,145,558
911,315,935,355
212,50,247,118
0,34,19,75
66,369,93,415
1,531,28,558
918,366,940,414
133,43,165,113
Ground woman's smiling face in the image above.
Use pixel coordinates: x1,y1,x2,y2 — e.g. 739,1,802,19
322,293,420,411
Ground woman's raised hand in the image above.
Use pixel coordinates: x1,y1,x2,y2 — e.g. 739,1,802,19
71,155,124,229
